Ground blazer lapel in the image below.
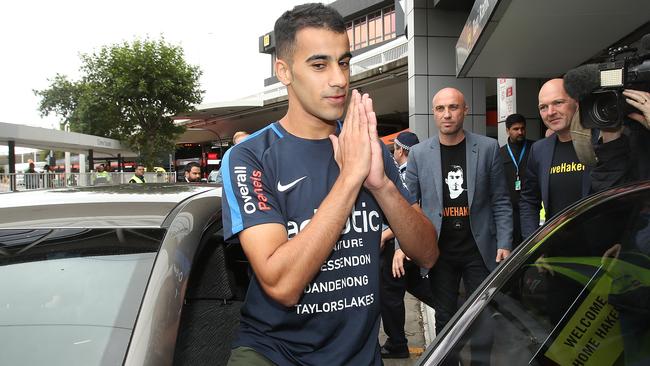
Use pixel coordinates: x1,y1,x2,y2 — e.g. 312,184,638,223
540,135,556,206
430,136,443,206
465,132,478,207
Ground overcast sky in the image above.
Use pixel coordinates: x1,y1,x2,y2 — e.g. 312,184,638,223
0,0,313,129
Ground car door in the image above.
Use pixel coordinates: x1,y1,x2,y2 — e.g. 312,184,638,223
418,182,650,366
173,221,250,366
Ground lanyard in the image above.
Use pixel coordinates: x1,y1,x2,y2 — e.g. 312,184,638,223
506,140,527,176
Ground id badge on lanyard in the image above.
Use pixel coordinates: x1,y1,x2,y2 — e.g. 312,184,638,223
515,177,521,191
507,142,526,192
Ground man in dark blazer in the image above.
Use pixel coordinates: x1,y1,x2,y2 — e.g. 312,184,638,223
405,87,512,365
520,79,591,239
499,113,535,248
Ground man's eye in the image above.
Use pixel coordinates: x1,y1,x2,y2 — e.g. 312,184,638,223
434,106,444,112
339,61,350,69
449,105,459,111
539,105,547,112
312,63,326,70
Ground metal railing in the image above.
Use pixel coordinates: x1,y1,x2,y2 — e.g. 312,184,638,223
350,39,408,74
0,172,177,193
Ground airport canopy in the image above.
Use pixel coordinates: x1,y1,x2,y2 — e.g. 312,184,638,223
173,97,264,123
0,121,135,156
173,97,268,144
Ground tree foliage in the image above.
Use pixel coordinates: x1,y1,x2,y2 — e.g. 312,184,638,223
35,38,203,167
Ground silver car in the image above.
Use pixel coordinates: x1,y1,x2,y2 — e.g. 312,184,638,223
0,184,247,366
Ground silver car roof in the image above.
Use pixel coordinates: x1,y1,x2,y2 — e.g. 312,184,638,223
0,184,222,229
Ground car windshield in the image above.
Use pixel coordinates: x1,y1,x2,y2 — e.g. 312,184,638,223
0,228,164,366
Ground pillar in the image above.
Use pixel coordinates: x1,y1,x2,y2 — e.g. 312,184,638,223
79,153,87,186
88,149,94,171
407,1,485,140
8,140,16,191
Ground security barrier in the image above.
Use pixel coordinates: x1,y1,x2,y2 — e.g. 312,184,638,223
0,172,177,192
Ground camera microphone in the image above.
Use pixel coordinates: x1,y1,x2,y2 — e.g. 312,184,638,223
563,64,601,101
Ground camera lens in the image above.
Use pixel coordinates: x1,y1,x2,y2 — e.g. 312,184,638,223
590,91,619,127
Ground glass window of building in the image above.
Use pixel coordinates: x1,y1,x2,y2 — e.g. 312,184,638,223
368,11,382,46
383,6,395,41
346,22,354,50
354,17,367,50
346,6,397,51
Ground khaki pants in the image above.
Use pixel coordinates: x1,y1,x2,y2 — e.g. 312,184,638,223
227,347,276,366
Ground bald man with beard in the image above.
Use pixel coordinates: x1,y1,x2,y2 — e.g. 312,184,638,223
405,87,512,365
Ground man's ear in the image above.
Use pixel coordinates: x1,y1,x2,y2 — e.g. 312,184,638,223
275,59,293,86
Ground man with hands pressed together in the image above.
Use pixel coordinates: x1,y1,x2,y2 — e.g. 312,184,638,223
220,4,438,366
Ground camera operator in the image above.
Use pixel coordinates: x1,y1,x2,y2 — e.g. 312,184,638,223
563,34,650,192
590,88,650,192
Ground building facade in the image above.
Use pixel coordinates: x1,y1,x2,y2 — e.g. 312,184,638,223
175,0,650,148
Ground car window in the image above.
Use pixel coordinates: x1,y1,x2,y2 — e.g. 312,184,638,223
0,228,165,366
434,189,650,366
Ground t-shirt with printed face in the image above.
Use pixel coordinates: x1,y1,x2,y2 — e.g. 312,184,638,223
221,121,415,366
439,139,481,260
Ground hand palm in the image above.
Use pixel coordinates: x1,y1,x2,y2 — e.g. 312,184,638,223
364,133,385,190
363,97,387,190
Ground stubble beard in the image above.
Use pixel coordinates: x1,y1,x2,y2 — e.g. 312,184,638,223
440,124,463,136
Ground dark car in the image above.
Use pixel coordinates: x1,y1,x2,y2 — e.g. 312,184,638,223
0,184,248,366
417,181,650,366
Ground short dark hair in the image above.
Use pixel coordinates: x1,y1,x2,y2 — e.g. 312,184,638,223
505,113,526,129
135,163,145,169
274,3,346,61
185,162,200,172
449,165,464,175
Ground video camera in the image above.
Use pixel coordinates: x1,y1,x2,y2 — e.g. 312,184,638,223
564,34,650,129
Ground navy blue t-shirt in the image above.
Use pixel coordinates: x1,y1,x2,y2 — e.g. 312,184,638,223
221,121,415,365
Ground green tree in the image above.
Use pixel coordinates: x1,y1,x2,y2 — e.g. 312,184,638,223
35,38,203,167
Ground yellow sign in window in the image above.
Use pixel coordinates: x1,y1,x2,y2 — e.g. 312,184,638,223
545,275,623,366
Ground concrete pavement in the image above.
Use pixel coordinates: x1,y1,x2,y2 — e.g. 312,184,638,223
379,293,435,366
